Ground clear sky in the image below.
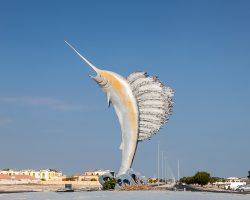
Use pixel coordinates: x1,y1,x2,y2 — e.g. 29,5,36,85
0,0,249,178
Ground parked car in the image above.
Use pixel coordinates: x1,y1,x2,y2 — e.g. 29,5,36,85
236,184,250,192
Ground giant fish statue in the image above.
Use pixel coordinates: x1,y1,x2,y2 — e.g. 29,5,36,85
65,41,174,187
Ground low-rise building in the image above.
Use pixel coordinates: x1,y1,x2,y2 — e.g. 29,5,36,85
0,169,64,181
40,169,64,180
224,177,246,189
78,169,115,181
213,177,247,190
0,169,21,176
0,174,39,184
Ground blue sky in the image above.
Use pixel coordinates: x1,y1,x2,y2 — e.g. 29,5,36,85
0,0,249,178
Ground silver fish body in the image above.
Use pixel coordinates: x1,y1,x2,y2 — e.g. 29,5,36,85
65,41,139,176
92,71,139,176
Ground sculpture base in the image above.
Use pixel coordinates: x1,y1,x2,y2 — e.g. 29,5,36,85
99,168,147,189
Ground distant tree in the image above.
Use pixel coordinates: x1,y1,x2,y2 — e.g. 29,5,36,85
180,171,217,186
180,176,195,184
209,177,220,184
179,177,186,183
194,171,210,186
248,171,250,180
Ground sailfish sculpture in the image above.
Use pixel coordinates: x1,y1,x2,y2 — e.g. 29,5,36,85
65,41,174,186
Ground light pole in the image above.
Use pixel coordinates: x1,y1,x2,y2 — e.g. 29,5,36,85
157,141,160,186
177,159,180,182
161,151,164,184
164,156,167,184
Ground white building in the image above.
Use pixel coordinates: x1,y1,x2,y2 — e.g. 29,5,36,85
0,169,64,181
83,169,115,176
0,169,21,175
0,174,39,184
224,177,246,190
78,169,115,181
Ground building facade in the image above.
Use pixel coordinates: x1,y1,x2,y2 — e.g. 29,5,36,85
0,169,64,181
78,169,115,181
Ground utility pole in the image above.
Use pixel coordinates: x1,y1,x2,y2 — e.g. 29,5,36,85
177,159,180,182
157,141,160,186
161,151,164,183
164,156,167,184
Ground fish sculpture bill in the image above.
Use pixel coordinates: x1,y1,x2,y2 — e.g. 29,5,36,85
65,41,174,185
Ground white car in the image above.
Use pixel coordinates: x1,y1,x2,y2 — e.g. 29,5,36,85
236,184,250,192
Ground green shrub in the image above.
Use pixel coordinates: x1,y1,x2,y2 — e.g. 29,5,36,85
148,178,157,183
102,178,116,190
62,176,77,181
180,176,195,184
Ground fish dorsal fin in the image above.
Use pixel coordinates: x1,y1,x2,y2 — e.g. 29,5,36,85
127,71,174,141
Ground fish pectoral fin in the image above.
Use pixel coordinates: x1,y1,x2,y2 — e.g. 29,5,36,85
107,92,111,107
119,142,124,150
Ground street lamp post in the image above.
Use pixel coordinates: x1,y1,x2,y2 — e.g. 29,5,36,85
161,151,164,183
164,157,167,184
157,141,160,186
